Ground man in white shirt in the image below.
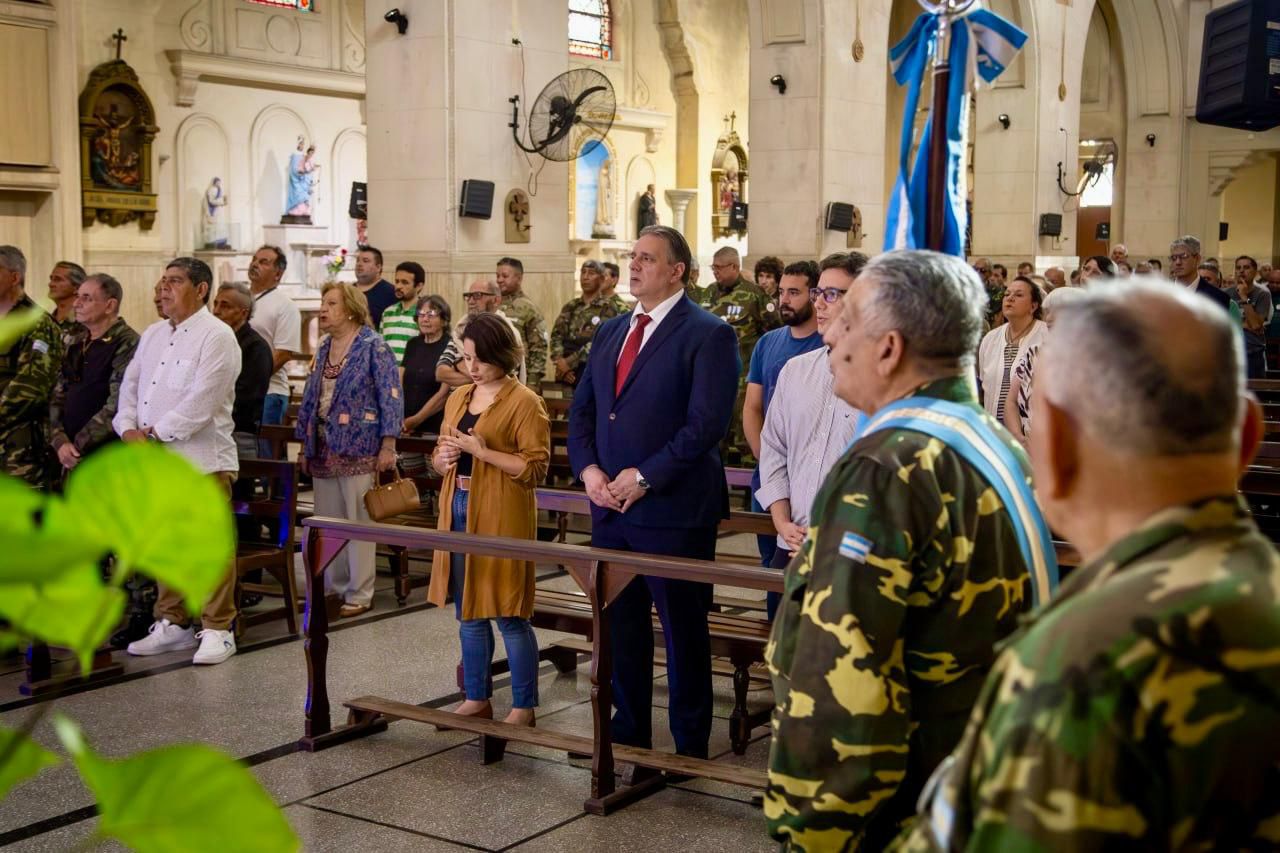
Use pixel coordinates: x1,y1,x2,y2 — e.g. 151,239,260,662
114,257,242,666
246,245,301,450
756,252,866,618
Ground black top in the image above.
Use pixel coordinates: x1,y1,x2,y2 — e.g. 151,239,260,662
454,410,481,477
402,334,449,434
233,323,275,435
363,280,398,328
60,328,127,442
1193,277,1233,312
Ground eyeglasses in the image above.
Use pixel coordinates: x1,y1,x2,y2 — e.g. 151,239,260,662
462,292,494,301
418,309,442,318
810,287,848,304
710,262,735,271
1169,253,1193,262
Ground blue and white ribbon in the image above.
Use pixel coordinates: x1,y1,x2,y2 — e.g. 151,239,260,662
884,7,1027,256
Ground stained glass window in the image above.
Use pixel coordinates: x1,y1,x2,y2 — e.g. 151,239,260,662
569,0,612,60
244,0,315,11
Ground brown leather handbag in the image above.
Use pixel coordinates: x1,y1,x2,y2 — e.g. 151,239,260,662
363,469,421,521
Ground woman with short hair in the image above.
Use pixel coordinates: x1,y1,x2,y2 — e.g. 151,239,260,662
295,282,402,618
429,313,550,726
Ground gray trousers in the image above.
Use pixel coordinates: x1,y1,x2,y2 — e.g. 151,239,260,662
311,472,377,606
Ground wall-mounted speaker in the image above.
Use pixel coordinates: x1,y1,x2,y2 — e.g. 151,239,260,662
1220,221,1231,241
825,202,855,231
1038,213,1062,237
348,182,367,219
729,202,748,230
1195,0,1280,131
1095,222,1111,241
459,180,495,219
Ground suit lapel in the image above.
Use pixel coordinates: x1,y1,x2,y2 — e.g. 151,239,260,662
616,296,692,399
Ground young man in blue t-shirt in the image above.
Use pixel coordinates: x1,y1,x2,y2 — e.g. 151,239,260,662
743,259,824,591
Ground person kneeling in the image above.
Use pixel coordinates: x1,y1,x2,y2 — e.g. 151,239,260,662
429,314,550,725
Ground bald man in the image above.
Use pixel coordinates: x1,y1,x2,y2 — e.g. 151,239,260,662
900,280,1280,850
1043,266,1066,290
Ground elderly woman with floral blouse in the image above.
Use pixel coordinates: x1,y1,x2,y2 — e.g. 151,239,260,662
295,282,403,618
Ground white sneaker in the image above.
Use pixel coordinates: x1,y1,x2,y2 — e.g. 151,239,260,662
192,629,236,665
126,619,196,656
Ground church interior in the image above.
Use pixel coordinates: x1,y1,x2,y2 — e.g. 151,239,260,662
2,0,1279,850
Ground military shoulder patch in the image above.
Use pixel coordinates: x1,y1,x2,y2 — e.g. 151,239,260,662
32,339,49,354
838,532,873,562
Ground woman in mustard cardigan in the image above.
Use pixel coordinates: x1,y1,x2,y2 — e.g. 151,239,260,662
430,313,550,726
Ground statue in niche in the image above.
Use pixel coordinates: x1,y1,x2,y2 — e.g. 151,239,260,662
505,189,531,244
636,184,659,237
283,137,321,224
201,177,229,249
591,157,616,239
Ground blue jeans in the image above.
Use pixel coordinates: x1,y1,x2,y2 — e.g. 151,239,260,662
449,488,539,708
259,393,289,458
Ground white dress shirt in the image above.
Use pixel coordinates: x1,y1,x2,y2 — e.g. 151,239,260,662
114,306,241,474
618,287,685,360
756,347,862,550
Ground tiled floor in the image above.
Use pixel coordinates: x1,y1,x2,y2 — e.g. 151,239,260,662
0,535,776,852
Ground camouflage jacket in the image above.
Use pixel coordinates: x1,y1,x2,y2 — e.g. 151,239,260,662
49,317,140,456
549,292,626,374
765,376,1036,852
0,294,65,485
699,276,781,376
56,312,85,347
894,496,1280,852
501,290,548,384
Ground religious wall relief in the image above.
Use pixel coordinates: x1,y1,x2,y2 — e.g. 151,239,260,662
711,113,747,240
505,189,532,243
79,32,159,229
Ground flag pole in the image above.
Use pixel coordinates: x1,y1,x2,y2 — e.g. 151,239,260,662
923,0,974,251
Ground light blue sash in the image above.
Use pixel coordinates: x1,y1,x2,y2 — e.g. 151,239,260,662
853,395,1058,607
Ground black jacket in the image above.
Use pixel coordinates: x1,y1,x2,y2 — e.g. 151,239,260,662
233,323,274,434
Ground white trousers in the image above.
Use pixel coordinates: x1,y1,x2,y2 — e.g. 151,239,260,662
311,472,377,606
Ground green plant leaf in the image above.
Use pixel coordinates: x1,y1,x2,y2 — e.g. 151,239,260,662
0,725,60,800
0,566,126,673
54,716,299,853
0,475,109,582
59,442,235,615
0,308,42,350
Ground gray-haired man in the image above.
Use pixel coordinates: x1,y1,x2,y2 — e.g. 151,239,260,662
766,250,1056,850
901,279,1280,850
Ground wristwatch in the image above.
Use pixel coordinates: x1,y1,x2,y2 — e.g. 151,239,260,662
635,470,651,491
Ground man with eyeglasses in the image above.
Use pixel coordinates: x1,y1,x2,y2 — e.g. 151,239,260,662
115,257,242,665
755,252,867,619
0,245,64,488
436,278,526,387
49,273,139,475
698,246,780,465
549,260,626,387
1169,235,1236,317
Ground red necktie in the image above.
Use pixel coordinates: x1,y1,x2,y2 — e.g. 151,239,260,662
614,314,651,395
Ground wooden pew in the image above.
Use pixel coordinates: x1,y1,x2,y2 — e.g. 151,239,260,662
300,518,783,814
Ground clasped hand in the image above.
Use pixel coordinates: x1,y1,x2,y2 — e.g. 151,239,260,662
435,424,485,470
582,466,646,513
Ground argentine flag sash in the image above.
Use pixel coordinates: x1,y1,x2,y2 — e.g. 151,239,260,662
853,395,1058,607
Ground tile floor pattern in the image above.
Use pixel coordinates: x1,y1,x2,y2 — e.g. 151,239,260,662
0,539,776,852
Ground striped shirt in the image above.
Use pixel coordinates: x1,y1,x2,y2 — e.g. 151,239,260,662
379,300,419,364
756,347,863,551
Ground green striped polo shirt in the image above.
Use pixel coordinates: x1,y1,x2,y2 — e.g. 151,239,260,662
379,300,419,364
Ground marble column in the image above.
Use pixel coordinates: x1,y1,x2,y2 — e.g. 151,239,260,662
664,188,697,236
363,0,575,340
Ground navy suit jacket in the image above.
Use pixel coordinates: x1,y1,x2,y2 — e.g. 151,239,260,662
568,294,740,530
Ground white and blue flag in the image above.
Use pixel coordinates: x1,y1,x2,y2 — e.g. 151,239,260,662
884,7,1027,256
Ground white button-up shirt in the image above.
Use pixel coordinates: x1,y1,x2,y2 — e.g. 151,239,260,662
618,287,685,359
114,306,241,474
756,347,862,550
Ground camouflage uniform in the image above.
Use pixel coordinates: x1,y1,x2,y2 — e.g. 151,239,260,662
893,495,1280,851
984,280,1005,325
501,290,548,386
56,313,84,348
765,376,1035,852
699,275,781,465
549,292,626,385
0,294,64,487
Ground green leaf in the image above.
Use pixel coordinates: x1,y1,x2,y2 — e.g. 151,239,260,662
60,442,235,615
0,308,42,350
0,566,126,673
54,716,299,853
0,724,60,800
0,475,109,583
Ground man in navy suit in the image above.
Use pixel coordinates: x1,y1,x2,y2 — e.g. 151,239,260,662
568,225,740,759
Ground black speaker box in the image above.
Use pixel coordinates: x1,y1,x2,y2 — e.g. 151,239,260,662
1221,221,1231,241
1095,222,1111,241
825,202,855,231
459,180,495,219
1038,213,1062,237
348,182,367,219
729,202,748,230
1195,0,1280,131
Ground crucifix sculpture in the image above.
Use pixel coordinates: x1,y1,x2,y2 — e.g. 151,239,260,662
112,29,127,60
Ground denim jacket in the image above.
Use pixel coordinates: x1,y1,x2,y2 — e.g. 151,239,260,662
296,326,403,459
